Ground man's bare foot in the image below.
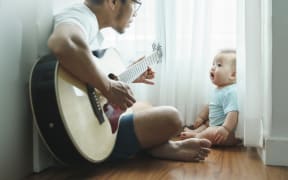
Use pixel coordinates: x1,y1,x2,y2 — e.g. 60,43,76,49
148,138,211,162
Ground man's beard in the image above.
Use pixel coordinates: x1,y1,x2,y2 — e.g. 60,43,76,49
113,7,127,34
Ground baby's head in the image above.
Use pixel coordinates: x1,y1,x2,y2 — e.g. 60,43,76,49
209,49,236,88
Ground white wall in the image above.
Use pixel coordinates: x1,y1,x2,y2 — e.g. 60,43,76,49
0,0,53,179
271,0,288,136
260,0,288,166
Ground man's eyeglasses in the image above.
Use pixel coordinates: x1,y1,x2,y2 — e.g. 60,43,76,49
132,0,142,13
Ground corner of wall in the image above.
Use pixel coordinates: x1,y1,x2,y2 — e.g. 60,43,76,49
258,137,288,166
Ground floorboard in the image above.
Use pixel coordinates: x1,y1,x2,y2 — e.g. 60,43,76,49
27,146,288,180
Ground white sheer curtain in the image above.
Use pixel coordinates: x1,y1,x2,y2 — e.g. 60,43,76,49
236,0,264,147
152,0,213,124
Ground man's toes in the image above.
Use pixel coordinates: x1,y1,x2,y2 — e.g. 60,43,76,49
199,138,212,148
193,154,205,161
200,147,211,155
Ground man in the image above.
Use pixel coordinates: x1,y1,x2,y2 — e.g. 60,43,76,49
48,0,211,162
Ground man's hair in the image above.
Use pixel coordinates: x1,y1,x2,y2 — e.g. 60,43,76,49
91,0,128,4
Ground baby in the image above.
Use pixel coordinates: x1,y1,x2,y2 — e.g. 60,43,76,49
180,50,239,146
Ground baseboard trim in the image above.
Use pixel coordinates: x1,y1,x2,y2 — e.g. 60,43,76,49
33,125,59,172
258,137,288,166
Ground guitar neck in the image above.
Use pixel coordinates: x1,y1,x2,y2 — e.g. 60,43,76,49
118,51,160,83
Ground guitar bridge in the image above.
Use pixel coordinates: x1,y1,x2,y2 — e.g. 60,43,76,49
86,84,105,124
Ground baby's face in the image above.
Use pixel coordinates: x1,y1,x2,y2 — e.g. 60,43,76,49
210,53,236,88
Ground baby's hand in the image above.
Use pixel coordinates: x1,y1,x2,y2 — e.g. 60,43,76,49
192,118,204,129
214,126,229,144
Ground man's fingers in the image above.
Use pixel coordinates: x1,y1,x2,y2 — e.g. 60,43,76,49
126,93,136,103
125,99,135,108
119,82,136,103
119,104,128,111
143,79,154,85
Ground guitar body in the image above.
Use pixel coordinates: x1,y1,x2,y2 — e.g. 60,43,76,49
29,49,125,165
29,45,162,165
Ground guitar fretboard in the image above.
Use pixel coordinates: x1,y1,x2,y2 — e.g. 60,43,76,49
118,51,160,83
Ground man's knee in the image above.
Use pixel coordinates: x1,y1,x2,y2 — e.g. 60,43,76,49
164,106,183,131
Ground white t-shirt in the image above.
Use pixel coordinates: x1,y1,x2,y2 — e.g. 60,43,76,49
54,3,104,50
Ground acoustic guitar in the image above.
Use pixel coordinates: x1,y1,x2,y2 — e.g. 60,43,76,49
29,44,162,165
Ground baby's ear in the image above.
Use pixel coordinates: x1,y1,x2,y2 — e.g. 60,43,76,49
230,71,236,81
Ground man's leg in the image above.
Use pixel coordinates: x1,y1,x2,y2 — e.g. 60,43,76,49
132,104,211,162
133,105,183,147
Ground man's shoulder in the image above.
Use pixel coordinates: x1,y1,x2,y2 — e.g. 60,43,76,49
53,2,97,32
54,3,90,17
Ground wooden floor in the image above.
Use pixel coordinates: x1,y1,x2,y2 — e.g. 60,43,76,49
27,146,288,180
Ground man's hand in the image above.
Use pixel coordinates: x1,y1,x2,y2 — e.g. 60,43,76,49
129,56,155,85
133,66,155,85
104,80,136,111
214,126,229,144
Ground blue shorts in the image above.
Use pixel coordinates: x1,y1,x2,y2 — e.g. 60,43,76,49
108,113,141,161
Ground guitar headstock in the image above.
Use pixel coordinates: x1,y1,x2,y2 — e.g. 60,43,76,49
152,43,163,61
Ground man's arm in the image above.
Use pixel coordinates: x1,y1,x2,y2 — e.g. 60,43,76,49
48,23,135,110
48,23,109,94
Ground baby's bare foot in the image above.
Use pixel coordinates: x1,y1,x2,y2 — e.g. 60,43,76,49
184,127,194,132
148,138,211,162
179,131,197,139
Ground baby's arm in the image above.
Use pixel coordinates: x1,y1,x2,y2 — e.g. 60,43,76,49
192,104,209,129
222,111,238,132
214,111,238,144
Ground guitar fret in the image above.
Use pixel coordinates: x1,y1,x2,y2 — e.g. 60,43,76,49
118,48,162,83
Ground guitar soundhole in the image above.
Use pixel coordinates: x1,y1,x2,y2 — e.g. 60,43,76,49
108,73,118,80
